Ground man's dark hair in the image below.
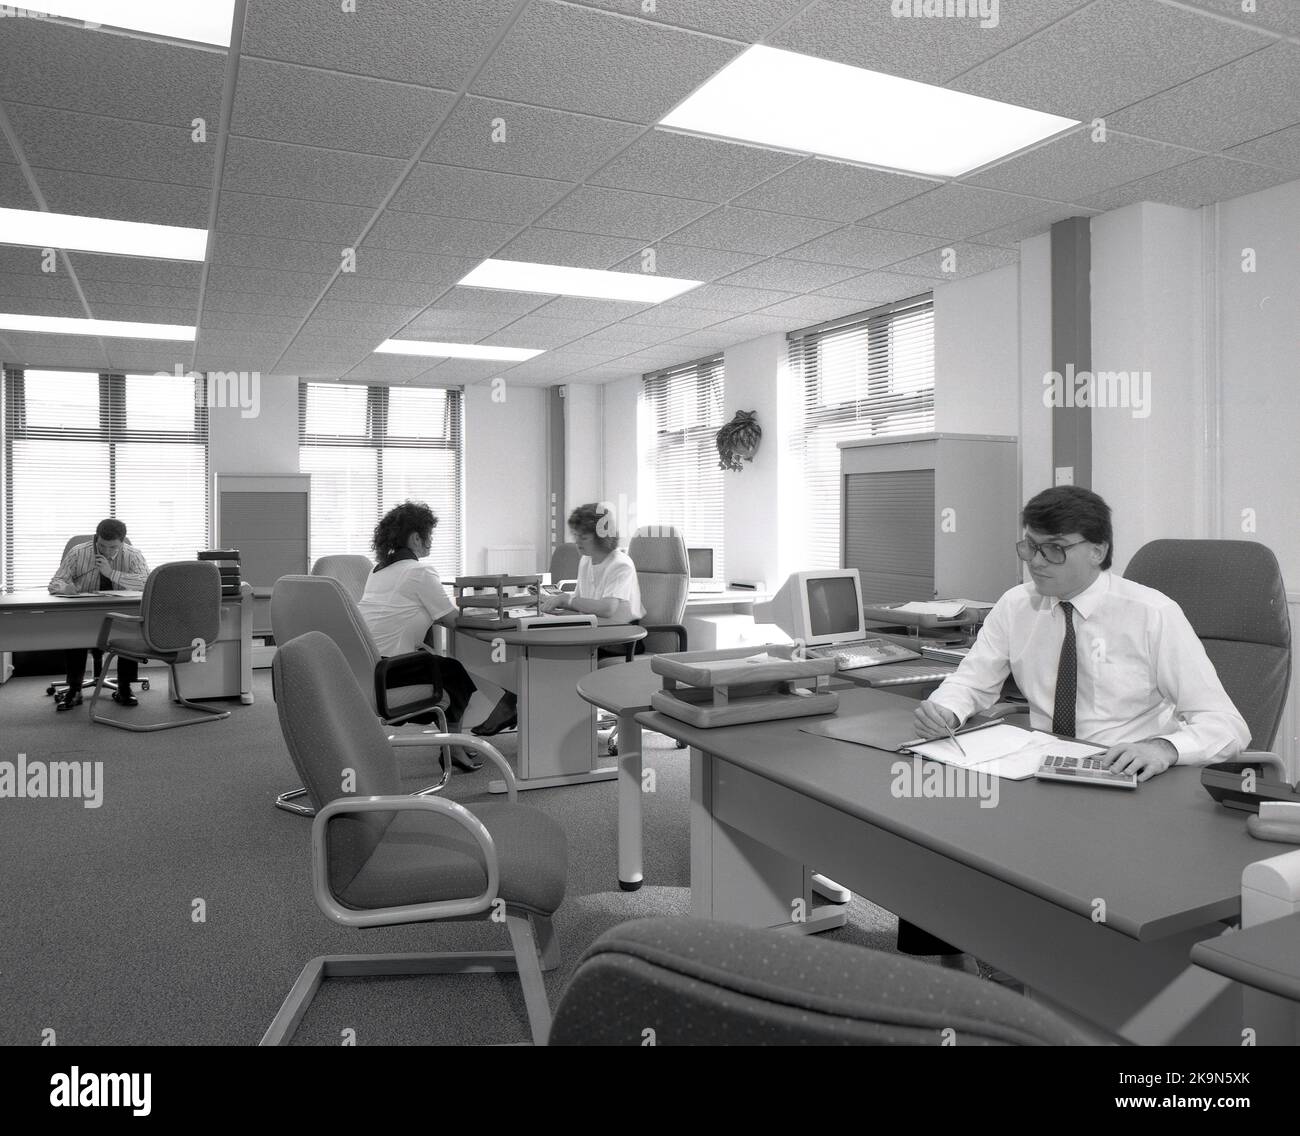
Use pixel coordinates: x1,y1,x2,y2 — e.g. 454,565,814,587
96,518,127,542
372,500,437,562
568,502,620,554
1021,486,1113,570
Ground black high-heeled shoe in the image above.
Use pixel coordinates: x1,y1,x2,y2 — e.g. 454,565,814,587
470,696,518,737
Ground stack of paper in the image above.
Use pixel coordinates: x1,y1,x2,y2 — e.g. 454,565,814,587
907,724,1105,780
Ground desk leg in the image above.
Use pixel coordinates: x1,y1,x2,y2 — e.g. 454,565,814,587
239,589,253,705
617,709,643,891
690,747,845,934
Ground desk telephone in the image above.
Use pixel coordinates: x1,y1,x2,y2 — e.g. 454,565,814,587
1202,757,1300,844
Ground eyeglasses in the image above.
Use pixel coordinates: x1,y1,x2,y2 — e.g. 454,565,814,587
1015,537,1089,565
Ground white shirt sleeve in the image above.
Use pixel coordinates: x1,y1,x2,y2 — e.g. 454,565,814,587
927,591,1014,725
412,566,455,624
1148,602,1251,763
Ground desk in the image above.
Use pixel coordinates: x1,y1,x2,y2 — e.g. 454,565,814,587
455,623,645,793
635,685,1295,1040
0,586,254,703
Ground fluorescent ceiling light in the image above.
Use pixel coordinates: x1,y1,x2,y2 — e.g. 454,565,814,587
660,45,1078,178
21,1,237,46
375,340,543,362
0,208,208,262
457,259,701,303
0,313,195,340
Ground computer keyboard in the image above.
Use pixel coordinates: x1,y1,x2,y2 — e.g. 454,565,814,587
806,639,919,670
1035,753,1138,790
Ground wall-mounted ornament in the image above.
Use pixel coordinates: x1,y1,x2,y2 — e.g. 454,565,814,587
716,410,762,472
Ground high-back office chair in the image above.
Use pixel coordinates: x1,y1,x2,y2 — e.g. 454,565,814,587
549,542,580,590
89,560,229,732
262,632,566,1047
599,526,689,755
549,917,1101,1045
270,575,452,815
1124,539,1291,751
46,533,149,699
310,554,373,604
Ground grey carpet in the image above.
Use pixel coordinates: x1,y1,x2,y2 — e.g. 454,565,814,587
0,667,907,1046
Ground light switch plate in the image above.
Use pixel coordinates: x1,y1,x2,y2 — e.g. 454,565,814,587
1055,466,1074,486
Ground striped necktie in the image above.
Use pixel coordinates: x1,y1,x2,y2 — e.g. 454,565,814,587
1052,601,1077,737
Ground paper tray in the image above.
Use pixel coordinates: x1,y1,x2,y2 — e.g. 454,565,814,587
651,686,838,728
651,647,836,688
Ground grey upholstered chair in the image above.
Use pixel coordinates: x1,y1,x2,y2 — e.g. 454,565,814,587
1124,539,1291,752
599,525,690,755
550,917,1104,1046
90,560,229,731
270,574,452,815
310,553,373,604
549,542,580,590
262,631,566,1046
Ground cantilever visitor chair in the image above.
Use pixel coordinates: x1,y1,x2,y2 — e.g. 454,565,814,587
262,632,566,1046
310,554,373,604
89,560,228,732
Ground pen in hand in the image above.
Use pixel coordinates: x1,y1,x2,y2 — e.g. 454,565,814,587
944,721,968,757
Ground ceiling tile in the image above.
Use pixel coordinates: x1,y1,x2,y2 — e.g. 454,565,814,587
6,106,211,186
888,242,1019,280
313,299,424,327
208,232,341,274
297,319,396,343
216,192,372,244
493,228,645,269
339,357,435,383
324,273,450,308
363,212,518,257
589,130,803,202
607,243,763,282
102,342,196,372
389,164,572,224
1079,155,1297,210
398,311,515,340
88,302,199,326
1107,43,1300,152
207,264,331,299
199,311,304,335
243,0,516,86
0,271,83,303
428,97,643,181
731,159,938,222
472,2,742,123
0,163,38,210
668,207,840,255
64,254,203,290
80,279,200,309
576,0,815,39
862,185,1054,239
700,312,801,340
573,325,685,349
755,295,865,323
232,59,456,157
477,314,609,347
427,288,551,317
619,305,730,331
0,296,87,318
1189,0,1300,36
971,204,1099,247
420,359,513,383
1225,125,1300,172
349,249,479,285
495,357,593,382
0,332,105,368
202,289,315,317
0,19,224,127
222,137,408,206
647,330,732,352
715,257,862,292
950,0,1265,120
36,169,210,228
668,282,798,312
815,271,934,303
783,226,942,269
771,0,1094,85
534,186,716,241
530,297,650,323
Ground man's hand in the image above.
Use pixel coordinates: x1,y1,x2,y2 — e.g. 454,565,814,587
49,584,76,596
93,553,114,578
1100,739,1178,782
913,700,959,739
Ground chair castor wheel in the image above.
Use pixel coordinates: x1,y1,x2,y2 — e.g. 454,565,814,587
46,683,57,696
608,743,618,756
141,679,150,691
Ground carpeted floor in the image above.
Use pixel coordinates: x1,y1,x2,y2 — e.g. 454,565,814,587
0,667,906,1045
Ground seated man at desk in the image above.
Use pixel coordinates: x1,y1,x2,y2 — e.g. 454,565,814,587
906,485,1250,968
357,500,482,771
47,517,149,711
471,502,645,737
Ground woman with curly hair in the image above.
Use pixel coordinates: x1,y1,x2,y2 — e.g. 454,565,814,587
357,500,482,770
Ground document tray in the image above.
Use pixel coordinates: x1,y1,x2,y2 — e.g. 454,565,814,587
650,646,838,728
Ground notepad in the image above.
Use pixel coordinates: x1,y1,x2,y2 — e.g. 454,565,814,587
906,725,1107,781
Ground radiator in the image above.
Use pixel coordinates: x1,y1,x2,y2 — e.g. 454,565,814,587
484,546,537,575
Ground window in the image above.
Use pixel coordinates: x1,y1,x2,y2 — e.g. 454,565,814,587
642,355,725,581
788,295,935,570
299,383,463,579
2,368,209,592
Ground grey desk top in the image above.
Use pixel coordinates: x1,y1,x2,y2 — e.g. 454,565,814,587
1190,913,1300,1000
637,685,1295,942
0,590,141,609
459,624,646,648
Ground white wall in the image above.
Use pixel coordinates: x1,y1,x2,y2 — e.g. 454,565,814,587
208,372,299,478
563,383,603,508
600,375,639,538
1091,201,1205,573
1018,232,1053,507
933,263,1020,437
463,383,548,575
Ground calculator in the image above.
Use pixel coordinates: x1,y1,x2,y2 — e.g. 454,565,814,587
1035,753,1138,790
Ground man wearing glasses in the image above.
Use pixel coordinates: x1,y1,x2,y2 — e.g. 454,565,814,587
913,485,1249,778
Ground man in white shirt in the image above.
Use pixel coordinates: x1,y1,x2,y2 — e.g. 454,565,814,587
903,485,1250,972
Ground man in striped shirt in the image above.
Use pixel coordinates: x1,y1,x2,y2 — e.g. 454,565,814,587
48,518,150,710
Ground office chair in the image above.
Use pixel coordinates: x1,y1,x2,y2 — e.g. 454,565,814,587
89,561,230,732
549,542,580,590
600,525,689,756
310,553,373,604
46,533,150,699
549,917,1103,1045
270,575,453,816
261,632,566,1047
1124,539,1292,755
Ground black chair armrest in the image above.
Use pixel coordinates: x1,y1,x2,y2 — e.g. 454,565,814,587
96,612,143,651
374,649,443,719
637,623,688,654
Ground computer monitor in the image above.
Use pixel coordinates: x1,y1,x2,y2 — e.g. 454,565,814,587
754,569,866,647
688,547,715,584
